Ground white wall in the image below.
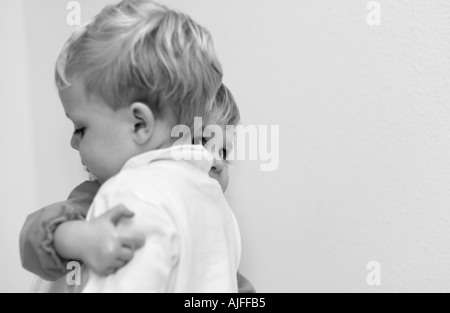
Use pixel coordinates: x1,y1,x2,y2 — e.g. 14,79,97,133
2,0,450,292
0,0,37,293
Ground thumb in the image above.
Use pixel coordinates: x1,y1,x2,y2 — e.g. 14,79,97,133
106,205,135,225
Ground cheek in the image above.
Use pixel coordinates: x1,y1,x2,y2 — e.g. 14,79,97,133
77,141,96,171
76,139,89,160
78,135,105,167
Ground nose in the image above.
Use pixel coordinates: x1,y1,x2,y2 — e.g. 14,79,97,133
70,134,80,151
211,157,224,173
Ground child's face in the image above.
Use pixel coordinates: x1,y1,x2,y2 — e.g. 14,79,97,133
59,77,139,184
209,158,229,192
207,126,234,192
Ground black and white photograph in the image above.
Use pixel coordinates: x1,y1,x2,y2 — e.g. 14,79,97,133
1,0,449,296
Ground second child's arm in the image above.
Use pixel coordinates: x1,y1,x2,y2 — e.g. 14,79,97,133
54,207,145,276
20,181,100,281
20,181,145,280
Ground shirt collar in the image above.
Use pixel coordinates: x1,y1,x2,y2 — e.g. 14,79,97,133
121,145,214,174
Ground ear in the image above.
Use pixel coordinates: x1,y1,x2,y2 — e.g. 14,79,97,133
129,102,156,145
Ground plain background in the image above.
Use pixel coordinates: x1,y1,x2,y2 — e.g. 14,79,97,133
1,0,450,292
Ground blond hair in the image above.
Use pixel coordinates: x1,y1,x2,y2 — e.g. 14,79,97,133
55,0,223,126
205,84,241,128
199,84,240,160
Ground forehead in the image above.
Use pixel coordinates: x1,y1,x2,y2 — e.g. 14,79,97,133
59,77,111,121
59,78,89,116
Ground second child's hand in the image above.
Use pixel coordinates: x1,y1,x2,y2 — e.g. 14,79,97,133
54,206,146,276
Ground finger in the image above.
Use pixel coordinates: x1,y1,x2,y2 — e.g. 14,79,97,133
114,260,126,269
110,260,126,272
105,268,116,276
99,267,116,277
121,235,146,250
105,205,135,225
117,247,134,263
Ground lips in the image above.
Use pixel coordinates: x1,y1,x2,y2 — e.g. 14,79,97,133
81,161,89,171
83,164,92,174
83,165,97,181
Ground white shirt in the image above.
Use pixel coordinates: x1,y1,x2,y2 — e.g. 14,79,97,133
83,145,241,293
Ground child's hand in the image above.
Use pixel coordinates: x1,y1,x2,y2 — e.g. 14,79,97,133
80,206,146,276
54,206,145,276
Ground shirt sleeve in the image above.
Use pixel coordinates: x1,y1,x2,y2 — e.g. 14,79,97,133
20,180,100,281
83,190,178,293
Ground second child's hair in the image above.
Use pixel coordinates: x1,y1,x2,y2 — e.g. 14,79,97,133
206,84,241,128
55,0,223,127
195,84,240,146
201,84,240,161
